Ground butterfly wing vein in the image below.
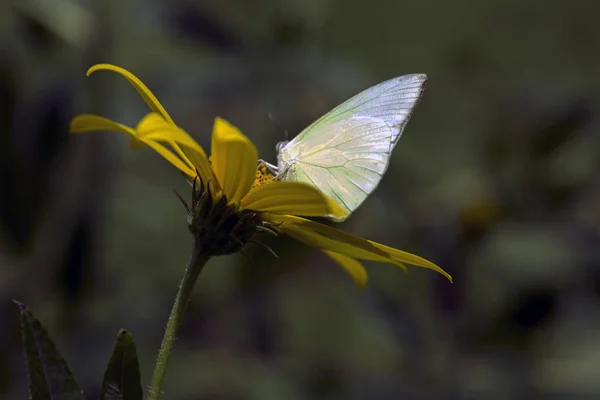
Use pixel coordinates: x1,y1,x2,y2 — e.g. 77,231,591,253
298,74,427,145
282,116,393,219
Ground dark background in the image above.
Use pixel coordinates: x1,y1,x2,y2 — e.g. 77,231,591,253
2,1,600,398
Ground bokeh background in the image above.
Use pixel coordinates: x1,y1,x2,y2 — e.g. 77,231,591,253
2,0,600,398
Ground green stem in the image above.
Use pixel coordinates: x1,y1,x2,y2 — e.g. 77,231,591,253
148,237,210,400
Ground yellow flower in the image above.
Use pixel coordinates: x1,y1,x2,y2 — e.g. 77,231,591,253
70,64,452,288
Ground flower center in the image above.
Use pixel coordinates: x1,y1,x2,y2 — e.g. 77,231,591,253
187,177,258,256
252,164,276,188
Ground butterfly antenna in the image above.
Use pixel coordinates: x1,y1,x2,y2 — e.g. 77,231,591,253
269,112,289,141
268,113,278,136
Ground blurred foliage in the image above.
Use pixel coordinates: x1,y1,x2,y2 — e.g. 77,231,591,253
99,329,142,400
16,302,84,400
2,0,600,399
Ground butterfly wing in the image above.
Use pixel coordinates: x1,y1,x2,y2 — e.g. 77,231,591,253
294,73,427,146
279,116,393,221
277,74,427,220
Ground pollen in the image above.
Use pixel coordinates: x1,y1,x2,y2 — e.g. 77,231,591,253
252,163,276,188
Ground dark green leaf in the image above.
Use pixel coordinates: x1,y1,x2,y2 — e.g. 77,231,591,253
99,330,142,400
15,300,84,400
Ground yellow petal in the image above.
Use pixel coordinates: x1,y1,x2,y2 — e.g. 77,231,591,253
180,146,221,193
136,113,214,183
70,114,137,137
135,112,173,138
69,113,195,176
323,251,368,289
142,138,196,177
210,117,257,203
367,241,451,281
87,64,174,124
264,214,452,282
241,181,345,218
135,114,200,153
273,219,406,270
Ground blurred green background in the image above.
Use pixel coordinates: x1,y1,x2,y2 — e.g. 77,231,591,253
2,0,600,398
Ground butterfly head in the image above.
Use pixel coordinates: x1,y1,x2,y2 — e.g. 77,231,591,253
275,140,289,154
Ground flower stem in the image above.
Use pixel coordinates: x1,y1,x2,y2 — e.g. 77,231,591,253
148,237,210,400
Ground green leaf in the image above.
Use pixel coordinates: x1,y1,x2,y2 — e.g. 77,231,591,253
99,330,142,400
15,300,84,400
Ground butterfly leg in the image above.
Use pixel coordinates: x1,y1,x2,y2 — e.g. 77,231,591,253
258,159,278,174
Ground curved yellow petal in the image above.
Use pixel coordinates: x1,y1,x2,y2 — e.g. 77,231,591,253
135,112,172,138
137,115,203,155
210,117,257,203
263,214,452,281
241,181,345,218
70,114,195,176
273,219,406,269
323,251,368,289
70,114,137,137
367,241,451,281
180,145,220,193
87,64,174,124
287,215,449,280
136,113,214,183
142,138,196,177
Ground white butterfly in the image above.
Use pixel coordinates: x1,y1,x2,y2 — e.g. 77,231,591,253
263,74,427,221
